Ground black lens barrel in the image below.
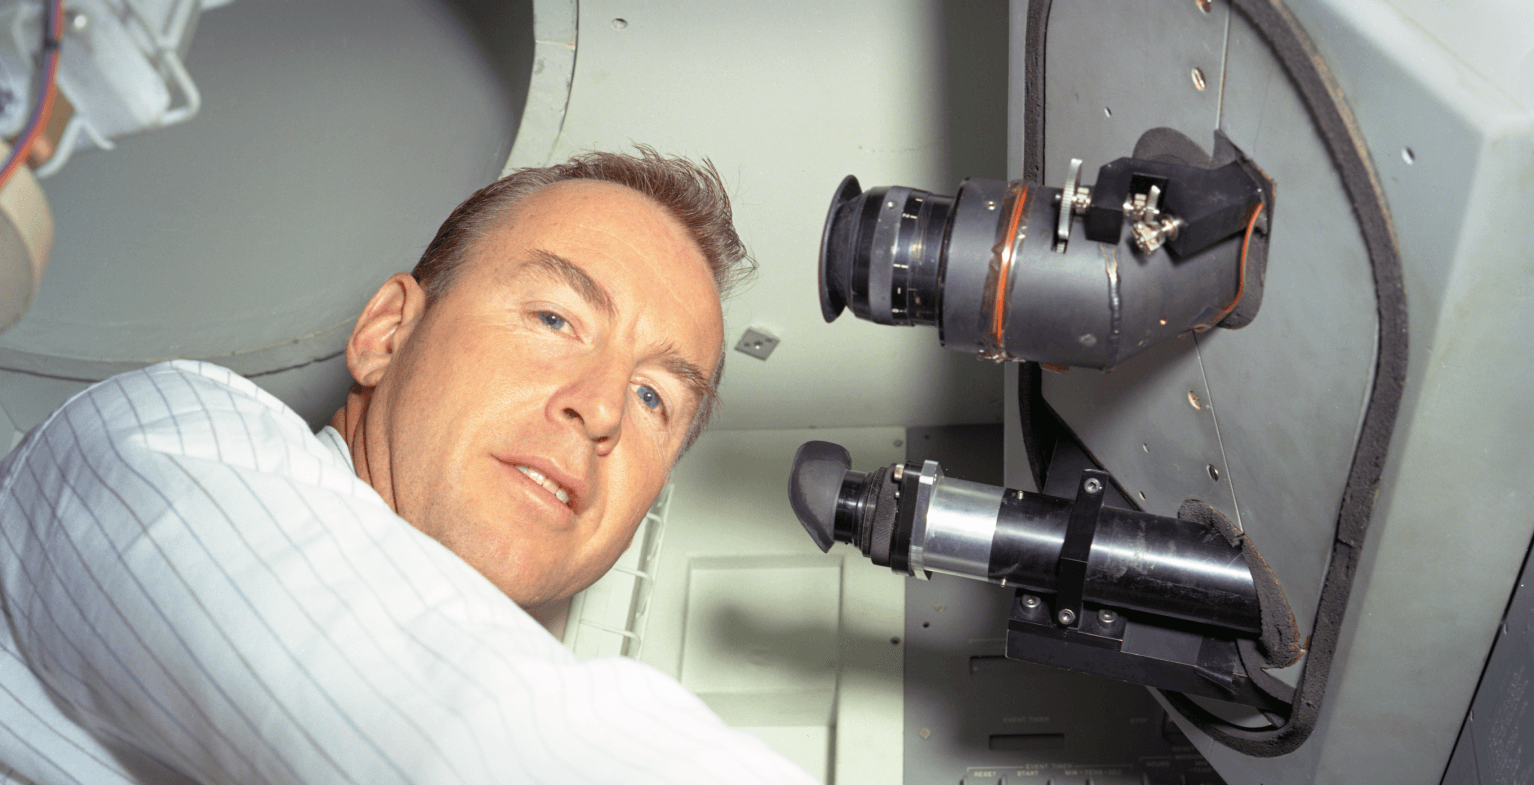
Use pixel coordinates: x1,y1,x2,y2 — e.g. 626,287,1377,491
833,469,870,546
819,160,1257,370
989,492,1261,633
820,176,951,327
789,441,1262,635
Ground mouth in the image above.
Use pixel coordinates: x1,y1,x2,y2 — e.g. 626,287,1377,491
513,464,573,508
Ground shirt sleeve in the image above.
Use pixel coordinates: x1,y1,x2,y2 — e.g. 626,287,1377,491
0,361,819,785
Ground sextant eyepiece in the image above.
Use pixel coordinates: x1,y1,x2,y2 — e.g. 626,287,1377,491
816,141,1268,369
787,440,852,552
788,440,892,558
818,175,954,328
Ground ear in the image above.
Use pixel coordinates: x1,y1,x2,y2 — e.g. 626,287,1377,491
346,273,430,388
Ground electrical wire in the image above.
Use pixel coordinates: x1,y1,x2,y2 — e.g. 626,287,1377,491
1198,201,1265,331
0,0,64,191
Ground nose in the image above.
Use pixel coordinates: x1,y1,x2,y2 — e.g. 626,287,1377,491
551,355,628,450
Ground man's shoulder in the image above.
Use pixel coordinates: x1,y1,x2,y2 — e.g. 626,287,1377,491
45,360,321,468
95,359,288,413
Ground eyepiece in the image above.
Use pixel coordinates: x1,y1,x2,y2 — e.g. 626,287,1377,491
818,176,862,322
818,176,952,327
789,440,897,560
818,147,1265,369
789,440,857,552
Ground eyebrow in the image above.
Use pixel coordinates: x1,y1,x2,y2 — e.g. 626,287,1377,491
658,348,716,417
521,249,616,318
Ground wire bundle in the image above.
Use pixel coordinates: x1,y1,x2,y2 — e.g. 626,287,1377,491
0,0,64,191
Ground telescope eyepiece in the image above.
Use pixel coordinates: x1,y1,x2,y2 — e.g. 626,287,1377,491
819,176,951,328
789,440,894,558
788,440,855,553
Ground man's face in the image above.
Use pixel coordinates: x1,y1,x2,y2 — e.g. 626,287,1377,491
359,181,723,608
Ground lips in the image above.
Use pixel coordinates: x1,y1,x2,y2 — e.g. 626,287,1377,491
514,464,571,506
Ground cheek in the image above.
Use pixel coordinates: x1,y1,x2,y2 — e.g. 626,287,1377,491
601,446,671,524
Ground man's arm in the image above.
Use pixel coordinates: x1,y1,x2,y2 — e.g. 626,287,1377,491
0,361,817,784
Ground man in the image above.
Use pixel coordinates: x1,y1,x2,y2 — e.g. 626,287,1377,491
0,150,818,783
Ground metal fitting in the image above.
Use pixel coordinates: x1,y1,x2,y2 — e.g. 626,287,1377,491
1057,608,1077,626
1022,594,1041,609
1124,184,1185,254
1098,609,1118,625
1084,478,1103,494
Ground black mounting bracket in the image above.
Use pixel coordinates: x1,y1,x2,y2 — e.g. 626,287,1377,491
1054,469,1109,628
1002,465,1290,714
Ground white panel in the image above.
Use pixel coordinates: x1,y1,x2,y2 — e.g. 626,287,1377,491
681,556,842,695
634,426,907,785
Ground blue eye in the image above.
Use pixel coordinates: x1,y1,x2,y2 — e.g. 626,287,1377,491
538,312,568,331
635,384,663,412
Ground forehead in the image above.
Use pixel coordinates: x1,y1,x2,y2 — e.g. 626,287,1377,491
466,180,724,346
476,181,707,278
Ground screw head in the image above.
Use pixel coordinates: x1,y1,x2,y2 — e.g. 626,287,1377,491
1084,478,1103,494
1022,594,1041,609
1098,609,1118,624
893,463,905,481
1057,608,1077,626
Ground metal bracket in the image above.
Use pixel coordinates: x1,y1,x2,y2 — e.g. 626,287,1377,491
1009,591,1128,650
1004,592,1286,713
1055,469,1109,627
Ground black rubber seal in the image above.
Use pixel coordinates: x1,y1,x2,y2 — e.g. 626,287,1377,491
1021,0,1408,759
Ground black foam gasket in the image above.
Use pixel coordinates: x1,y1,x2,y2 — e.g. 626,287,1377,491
1022,0,1051,185
1020,0,1408,759
1176,498,1301,671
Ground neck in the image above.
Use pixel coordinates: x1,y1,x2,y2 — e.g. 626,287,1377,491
332,385,377,489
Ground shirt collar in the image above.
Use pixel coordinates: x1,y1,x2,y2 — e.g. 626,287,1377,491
315,425,355,472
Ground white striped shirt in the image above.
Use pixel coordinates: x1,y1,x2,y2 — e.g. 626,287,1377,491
0,360,816,784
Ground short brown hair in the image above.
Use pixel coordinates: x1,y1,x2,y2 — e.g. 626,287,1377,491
410,146,752,452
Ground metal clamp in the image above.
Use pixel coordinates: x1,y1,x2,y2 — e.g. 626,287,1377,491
1055,469,1109,627
1123,183,1185,254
